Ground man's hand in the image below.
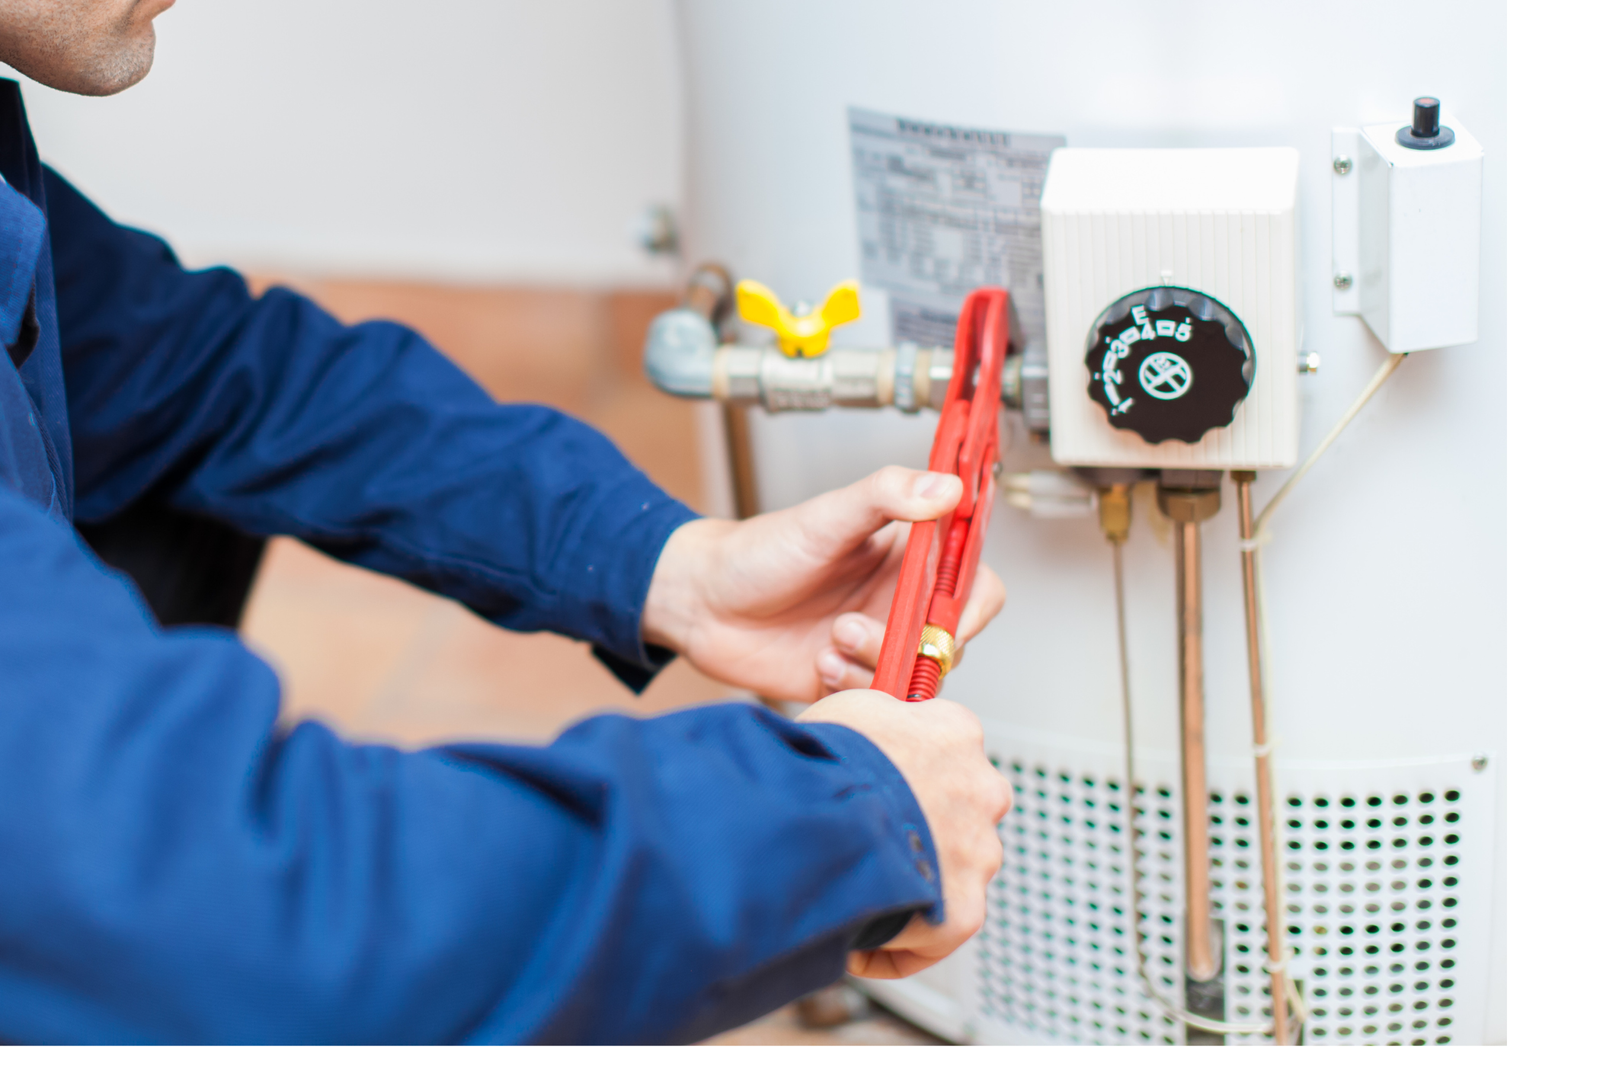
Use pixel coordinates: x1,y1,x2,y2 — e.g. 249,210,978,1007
797,689,1009,978
641,466,1006,703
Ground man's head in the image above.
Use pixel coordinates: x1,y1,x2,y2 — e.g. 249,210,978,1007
0,0,173,97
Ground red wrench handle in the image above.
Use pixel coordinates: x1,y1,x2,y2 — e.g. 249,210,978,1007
871,288,1015,701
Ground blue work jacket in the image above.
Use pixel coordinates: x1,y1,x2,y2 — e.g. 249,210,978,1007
0,81,940,1043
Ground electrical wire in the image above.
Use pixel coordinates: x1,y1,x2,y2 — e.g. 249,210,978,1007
1251,352,1408,540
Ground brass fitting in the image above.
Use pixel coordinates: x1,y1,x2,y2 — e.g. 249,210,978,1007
1097,484,1132,544
1157,487,1222,525
917,624,956,678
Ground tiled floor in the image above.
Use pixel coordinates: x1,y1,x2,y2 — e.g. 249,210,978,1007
231,277,936,1044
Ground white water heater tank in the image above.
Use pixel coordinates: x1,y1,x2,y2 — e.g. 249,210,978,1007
676,0,1505,1045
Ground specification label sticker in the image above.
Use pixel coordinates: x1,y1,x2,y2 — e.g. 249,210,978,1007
849,107,1065,348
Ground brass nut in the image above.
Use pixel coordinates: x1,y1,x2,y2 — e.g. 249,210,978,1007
1157,488,1222,524
917,624,956,678
1097,484,1132,543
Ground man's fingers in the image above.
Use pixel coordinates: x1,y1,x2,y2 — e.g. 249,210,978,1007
818,553,991,695
832,612,884,670
802,690,1006,984
846,913,945,979
954,565,1006,647
817,646,876,692
847,894,987,979
846,947,935,980
784,466,962,562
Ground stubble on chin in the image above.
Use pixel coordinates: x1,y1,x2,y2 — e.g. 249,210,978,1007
0,3,159,97
77,30,156,96
58,18,158,97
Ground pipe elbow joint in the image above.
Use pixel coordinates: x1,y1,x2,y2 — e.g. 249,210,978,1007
644,308,717,398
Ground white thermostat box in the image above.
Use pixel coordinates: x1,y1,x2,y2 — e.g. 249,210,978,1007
1040,147,1301,471
1331,114,1483,353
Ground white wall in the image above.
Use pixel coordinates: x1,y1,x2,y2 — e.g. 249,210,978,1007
4,0,683,285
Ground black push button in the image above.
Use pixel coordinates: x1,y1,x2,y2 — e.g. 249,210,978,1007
1396,96,1456,150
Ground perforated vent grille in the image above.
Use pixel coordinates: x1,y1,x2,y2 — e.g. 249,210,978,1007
1283,789,1466,1046
975,756,1469,1046
975,760,1177,1044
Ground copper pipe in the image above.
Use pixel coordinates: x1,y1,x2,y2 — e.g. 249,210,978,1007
1110,483,1273,1041
1174,511,1217,983
680,263,761,521
721,403,761,520
1234,471,1291,1044
684,264,774,712
683,263,734,328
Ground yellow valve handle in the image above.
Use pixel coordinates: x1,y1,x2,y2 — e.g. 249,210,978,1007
735,278,861,357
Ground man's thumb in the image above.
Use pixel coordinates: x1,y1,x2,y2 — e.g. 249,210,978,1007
786,466,961,556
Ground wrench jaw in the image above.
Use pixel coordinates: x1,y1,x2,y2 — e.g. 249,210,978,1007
872,288,1019,701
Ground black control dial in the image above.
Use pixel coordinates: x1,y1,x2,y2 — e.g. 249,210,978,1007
1084,286,1255,445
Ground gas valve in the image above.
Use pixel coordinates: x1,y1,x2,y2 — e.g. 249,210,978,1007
735,278,861,357
642,263,1045,425
1085,286,1254,445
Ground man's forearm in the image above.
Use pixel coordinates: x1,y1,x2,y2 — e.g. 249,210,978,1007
50,167,696,672
0,487,939,1042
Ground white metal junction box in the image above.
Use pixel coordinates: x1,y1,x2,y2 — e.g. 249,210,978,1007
1040,147,1301,470
1331,115,1483,353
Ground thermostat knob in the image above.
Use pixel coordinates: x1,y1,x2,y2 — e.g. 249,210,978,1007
1084,286,1254,445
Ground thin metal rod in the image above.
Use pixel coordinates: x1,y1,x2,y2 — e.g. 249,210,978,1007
1176,518,1216,983
1236,473,1291,1045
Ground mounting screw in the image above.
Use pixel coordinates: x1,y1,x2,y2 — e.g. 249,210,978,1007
1333,272,1354,291
634,203,679,256
1471,753,1488,773
1298,351,1321,374
1332,156,1353,176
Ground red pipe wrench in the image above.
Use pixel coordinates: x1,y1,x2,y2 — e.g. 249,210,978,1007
872,288,1018,701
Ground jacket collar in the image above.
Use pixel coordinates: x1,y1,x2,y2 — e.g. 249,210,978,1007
0,175,45,355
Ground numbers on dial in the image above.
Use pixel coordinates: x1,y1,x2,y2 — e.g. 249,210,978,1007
1085,286,1254,445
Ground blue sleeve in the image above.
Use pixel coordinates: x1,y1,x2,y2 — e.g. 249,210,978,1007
47,167,691,678
0,489,941,1044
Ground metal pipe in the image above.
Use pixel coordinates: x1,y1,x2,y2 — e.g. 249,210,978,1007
672,265,762,518
1105,478,1278,1043
722,404,760,519
643,296,1048,427
1155,482,1225,1018
643,307,720,399
1175,512,1216,983
683,263,735,328
1234,470,1292,1045
1158,483,1226,1045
